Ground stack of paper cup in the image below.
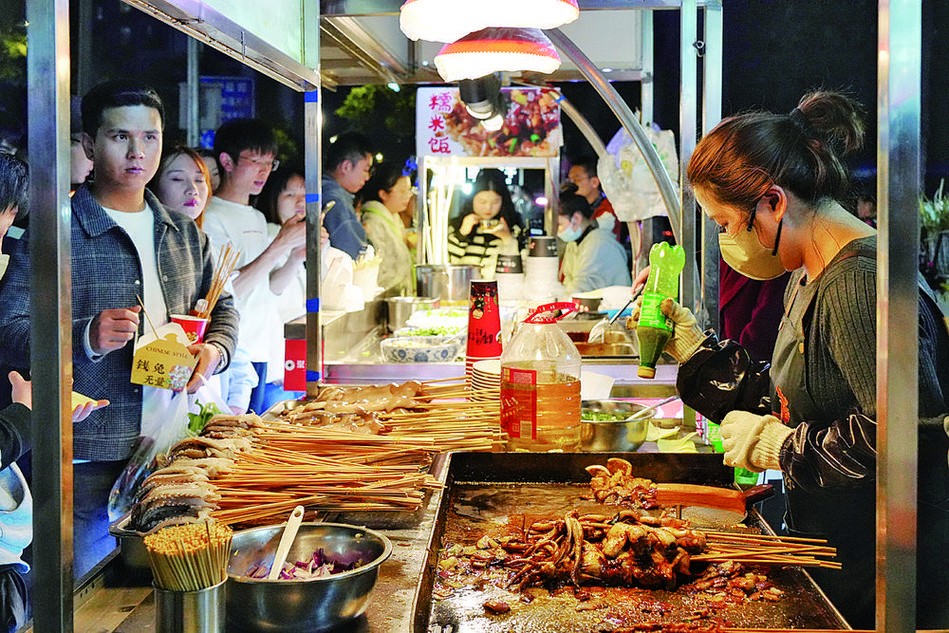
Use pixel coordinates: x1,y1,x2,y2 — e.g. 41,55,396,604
523,236,564,301
470,359,501,402
495,252,524,303
465,280,502,385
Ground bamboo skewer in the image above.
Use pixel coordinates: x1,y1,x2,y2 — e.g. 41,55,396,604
196,242,240,319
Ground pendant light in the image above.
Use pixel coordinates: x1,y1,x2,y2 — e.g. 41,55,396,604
399,0,579,44
434,28,561,82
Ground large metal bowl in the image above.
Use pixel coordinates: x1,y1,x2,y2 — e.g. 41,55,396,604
580,400,651,452
226,522,392,632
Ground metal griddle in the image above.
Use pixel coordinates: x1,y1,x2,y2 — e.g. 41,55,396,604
412,452,849,632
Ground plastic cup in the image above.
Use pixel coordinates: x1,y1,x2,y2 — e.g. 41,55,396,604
169,314,209,344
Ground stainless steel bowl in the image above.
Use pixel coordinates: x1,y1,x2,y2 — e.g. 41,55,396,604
580,400,650,452
226,522,392,632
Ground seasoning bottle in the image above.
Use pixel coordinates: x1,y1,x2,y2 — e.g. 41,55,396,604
636,242,686,378
500,302,581,452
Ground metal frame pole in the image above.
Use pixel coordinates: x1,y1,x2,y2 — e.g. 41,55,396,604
548,27,681,230
306,0,323,398
26,0,75,627
700,0,722,331
186,37,200,147
640,10,654,125
875,0,920,629
678,0,698,316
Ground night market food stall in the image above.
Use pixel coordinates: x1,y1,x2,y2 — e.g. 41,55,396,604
24,1,927,632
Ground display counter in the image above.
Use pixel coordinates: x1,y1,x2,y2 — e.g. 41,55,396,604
62,444,851,632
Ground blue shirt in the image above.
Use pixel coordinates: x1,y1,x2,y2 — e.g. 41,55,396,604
321,175,367,260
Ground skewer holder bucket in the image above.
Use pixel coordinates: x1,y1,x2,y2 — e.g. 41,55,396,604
154,578,226,633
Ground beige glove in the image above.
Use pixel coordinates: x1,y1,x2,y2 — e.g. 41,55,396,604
720,410,793,472
628,296,706,363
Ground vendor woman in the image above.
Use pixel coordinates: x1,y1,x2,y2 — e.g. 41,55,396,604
448,169,527,274
634,90,949,628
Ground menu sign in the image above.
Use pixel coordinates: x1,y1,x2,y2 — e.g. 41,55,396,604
417,86,562,158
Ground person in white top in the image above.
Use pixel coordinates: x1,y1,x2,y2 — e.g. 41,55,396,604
201,119,305,413
149,146,260,414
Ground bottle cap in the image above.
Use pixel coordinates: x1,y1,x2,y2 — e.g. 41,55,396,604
637,365,656,379
524,302,577,324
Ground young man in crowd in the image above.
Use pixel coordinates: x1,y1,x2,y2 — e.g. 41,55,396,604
0,80,239,578
201,118,305,413
557,190,631,294
322,132,373,260
567,156,624,243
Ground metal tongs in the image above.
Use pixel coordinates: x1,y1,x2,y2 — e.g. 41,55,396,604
587,283,645,343
624,395,680,422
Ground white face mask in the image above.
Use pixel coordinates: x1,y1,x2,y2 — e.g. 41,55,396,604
718,220,786,281
558,224,583,243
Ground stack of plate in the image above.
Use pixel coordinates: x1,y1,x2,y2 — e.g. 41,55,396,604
469,359,501,402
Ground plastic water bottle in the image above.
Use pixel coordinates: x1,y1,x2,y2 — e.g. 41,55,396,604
636,242,686,378
500,302,582,452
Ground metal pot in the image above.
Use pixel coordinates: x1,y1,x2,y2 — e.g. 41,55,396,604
580,400,651,452
385,296,438,332
415,264,479,302
226,522,391,633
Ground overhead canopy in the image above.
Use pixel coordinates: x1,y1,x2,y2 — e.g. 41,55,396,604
321,3,646,87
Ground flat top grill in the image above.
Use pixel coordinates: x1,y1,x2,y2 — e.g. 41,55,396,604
414,453,849,633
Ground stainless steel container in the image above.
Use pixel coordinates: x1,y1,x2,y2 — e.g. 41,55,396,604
415,264,479,301
580,400,651,451
226,523,391,633
385,296,438,332
154,579,226,633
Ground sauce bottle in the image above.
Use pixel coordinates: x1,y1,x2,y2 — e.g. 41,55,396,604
636,242,686,378
500,302,581,452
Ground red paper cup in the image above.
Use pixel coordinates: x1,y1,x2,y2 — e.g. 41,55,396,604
170,314,209,344
466,280,502,358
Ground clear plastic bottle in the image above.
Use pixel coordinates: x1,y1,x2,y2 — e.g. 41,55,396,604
500,302,582,452
636,242,687,378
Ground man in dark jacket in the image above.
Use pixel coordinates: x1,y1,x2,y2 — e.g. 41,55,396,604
0,80,238,578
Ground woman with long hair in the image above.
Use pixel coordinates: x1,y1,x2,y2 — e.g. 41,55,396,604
447,168,527,273
148,146,259,415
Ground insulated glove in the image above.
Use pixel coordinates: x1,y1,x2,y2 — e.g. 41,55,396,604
720,410,793,472
627,296,706,364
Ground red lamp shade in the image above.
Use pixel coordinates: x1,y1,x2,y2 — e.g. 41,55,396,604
400,0,579,44
434,28,561,82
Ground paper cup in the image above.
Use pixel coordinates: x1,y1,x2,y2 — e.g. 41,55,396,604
169,314,209,344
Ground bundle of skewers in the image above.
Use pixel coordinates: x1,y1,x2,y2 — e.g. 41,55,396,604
144,520,233,592
127,377,504,531
193,242,241,319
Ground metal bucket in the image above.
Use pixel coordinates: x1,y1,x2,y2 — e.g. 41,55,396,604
154,579,226,633
385,296,438,331
415,265,479,302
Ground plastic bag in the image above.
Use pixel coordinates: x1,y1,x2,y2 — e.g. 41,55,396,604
107,390,190,523
599,123,679,223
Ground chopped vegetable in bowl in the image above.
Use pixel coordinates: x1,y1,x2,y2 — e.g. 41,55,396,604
581,410,631,422
245,549,364,581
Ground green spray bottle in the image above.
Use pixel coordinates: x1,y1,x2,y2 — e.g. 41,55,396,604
636,242,686,378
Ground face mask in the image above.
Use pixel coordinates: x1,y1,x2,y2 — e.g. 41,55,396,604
719,220,785,281
595,212,616,233
558,224,583,243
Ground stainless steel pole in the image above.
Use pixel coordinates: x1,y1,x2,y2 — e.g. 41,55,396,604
678,0,698,317
557,96,608,157
26,0,75,627
547,28,680,232
306,1,323,396
700,1,723,331
876,0,920,630
186,37,200,147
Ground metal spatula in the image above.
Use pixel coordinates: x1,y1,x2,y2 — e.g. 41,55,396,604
587,284,644,343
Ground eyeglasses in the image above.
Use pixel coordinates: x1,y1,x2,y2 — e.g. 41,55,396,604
234,153,280,172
